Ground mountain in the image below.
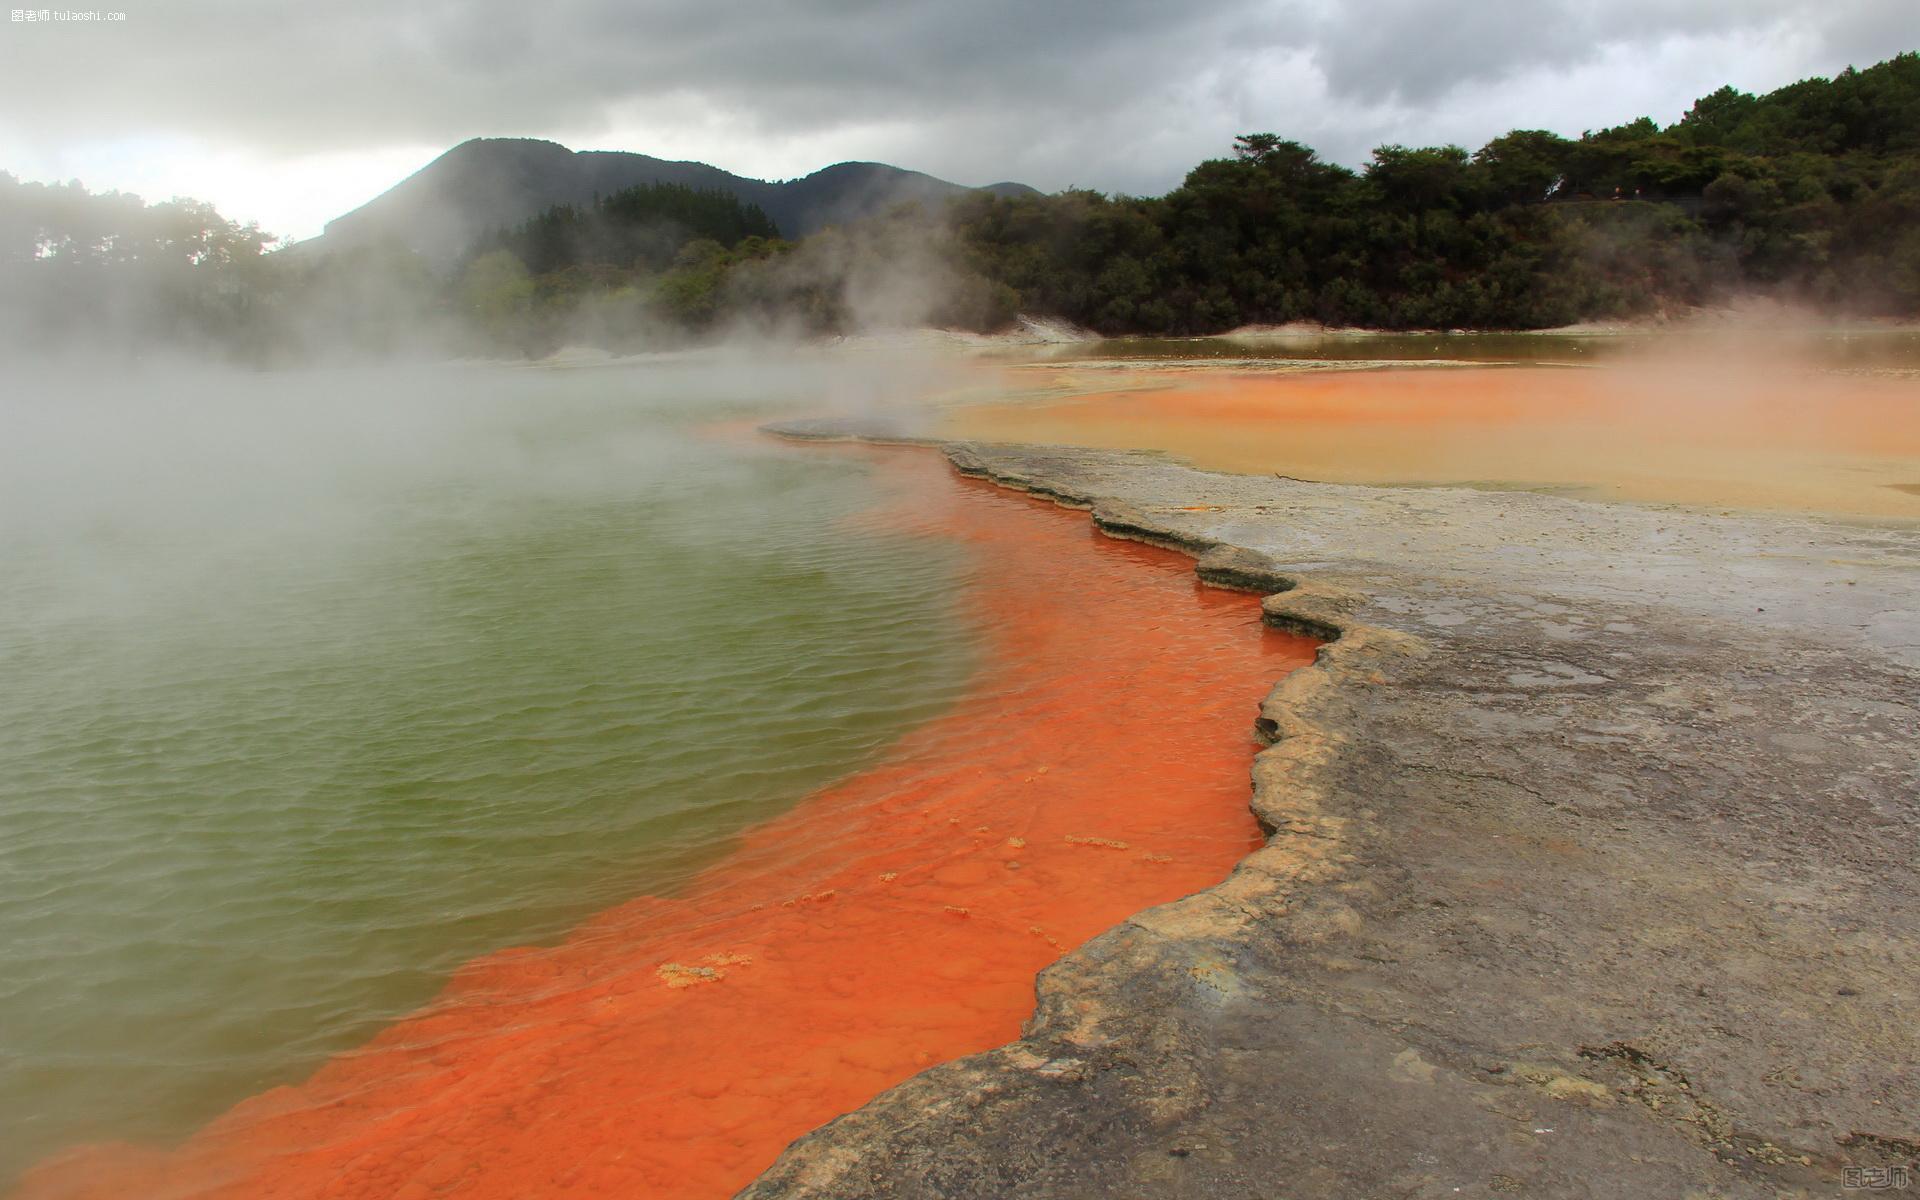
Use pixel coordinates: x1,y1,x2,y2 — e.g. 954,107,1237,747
313,138,1038,263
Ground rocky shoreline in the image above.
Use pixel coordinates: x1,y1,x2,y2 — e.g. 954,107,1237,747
747,426,1920,1198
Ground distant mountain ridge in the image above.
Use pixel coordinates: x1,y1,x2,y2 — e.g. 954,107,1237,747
315,138,1038,262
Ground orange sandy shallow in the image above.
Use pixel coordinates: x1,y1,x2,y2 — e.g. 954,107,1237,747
17,446,1316,1200
1109,366,1920,455
947,365,1920,517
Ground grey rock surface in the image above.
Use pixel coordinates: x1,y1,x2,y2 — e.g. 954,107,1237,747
745,431,1920,1199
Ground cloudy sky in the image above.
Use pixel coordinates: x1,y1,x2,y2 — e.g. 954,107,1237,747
0,0,1913,240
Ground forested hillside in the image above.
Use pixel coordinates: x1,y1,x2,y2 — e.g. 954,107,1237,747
943,51,1920,332
474,184,780,276
4,52,1915,359
314,138,1037,263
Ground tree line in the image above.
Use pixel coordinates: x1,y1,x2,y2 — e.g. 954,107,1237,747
3,51,1916,360
941,50,1920,333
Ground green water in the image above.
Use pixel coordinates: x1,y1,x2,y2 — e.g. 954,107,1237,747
0,359,976,1183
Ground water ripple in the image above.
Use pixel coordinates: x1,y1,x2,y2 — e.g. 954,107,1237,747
0,373,976,1184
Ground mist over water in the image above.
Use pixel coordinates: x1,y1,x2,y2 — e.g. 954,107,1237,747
0,357,977,1183
958,327,1920,519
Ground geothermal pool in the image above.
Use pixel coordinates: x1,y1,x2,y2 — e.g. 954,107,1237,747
0,362,974,1187
955,331,1920,519
4,362,1313,1198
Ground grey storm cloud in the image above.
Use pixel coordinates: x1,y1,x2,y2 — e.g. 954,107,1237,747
1301,0,1910,104
3,0,1256,143
1,0,1914,199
